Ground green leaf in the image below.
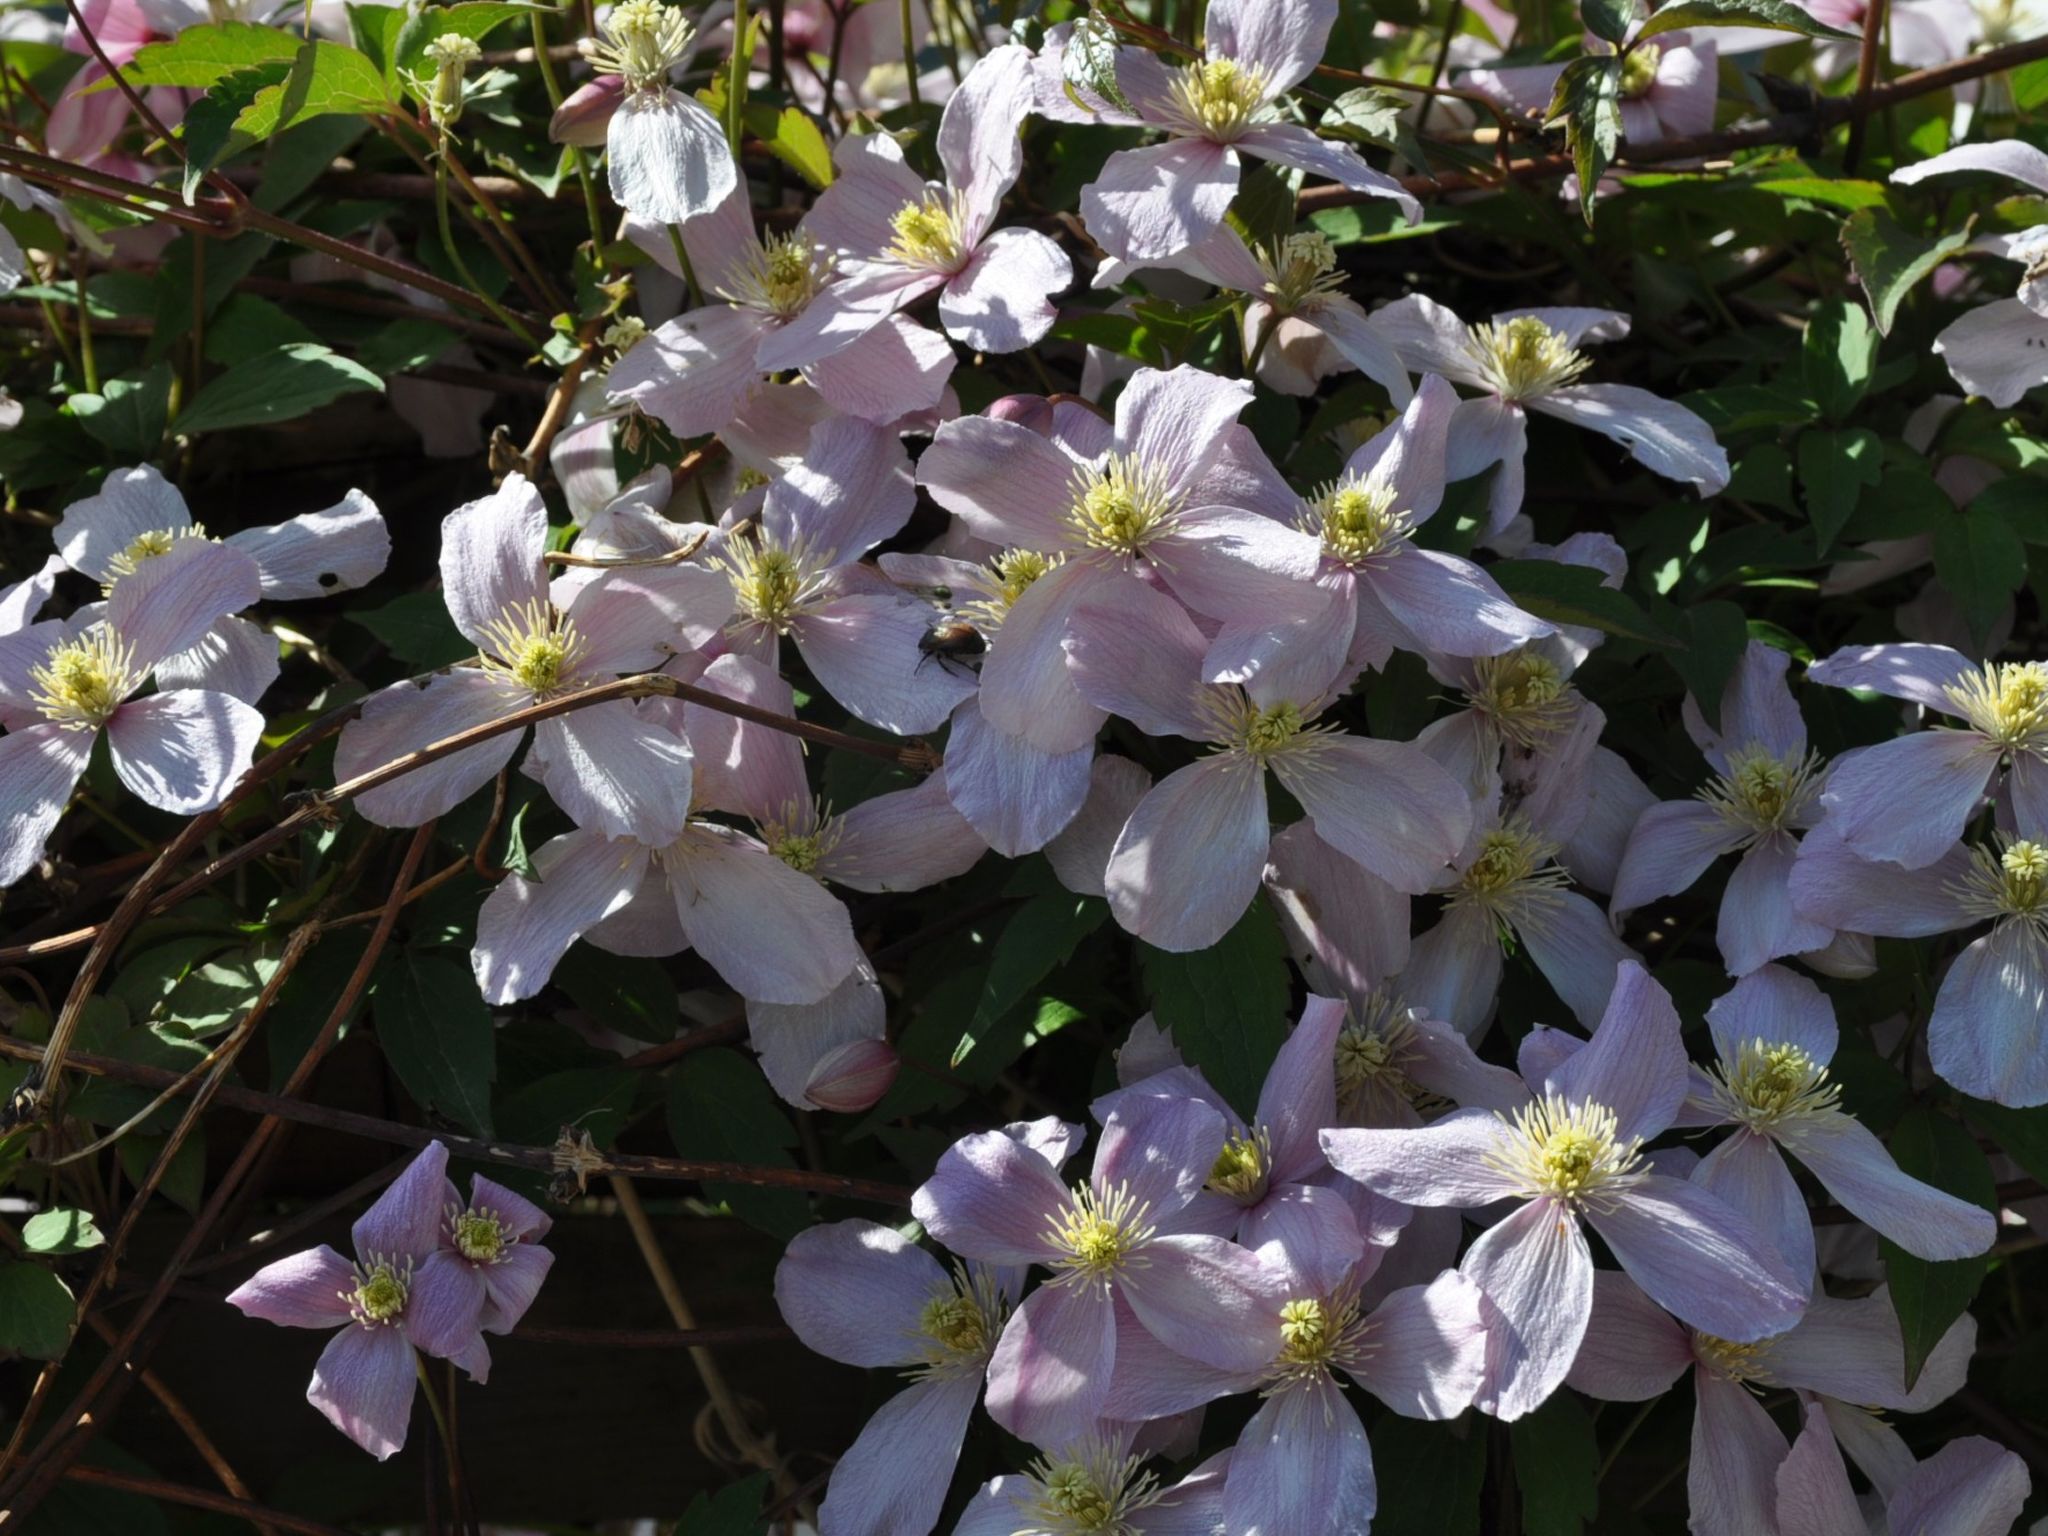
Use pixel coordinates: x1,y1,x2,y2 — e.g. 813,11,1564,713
1321,85,1409,145
179,64,286,202
1488,559,1676,646
113,21,301,89
1546,56,1622,225
1513,1391,1601,1536
1666,599,1750,732
1881,1107,1995,1390
395,1,547,79
1061,12,1134,115
1966,1098,2048,1186
1803,297,1879,422
1797,426,1883,552
1680,384,1819,434
0,1263,73,1359
666,1048,807,1238
67,364,172,455
1842,205,1974,334
203,294,322,367
1140,899,1292,1119
955,895,1106,1066
176,342,383,434
553,949,680,1045
740,103,835,189
499,799,541,878
117,1132,206,1212
232,40,393,139
1370,1417,1487,1536
1970,475,2048,545
1639,0,1855,38
22,1208,105,1255
1583,0,1636,43
674,1473,771,1536
350,591,475,667
1933,507,2028,651
375,954,497,1134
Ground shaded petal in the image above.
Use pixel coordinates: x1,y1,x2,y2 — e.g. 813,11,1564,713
105,689,262,814
1237,123,1419,222
668,826,862,1004
1610,799,1746,915
1690,1370,1792,1536
1788,824,1970,937
774,1218,949,1367
1932,297,2048,408
983,1280,1115,1446
976,560,1112,754
1892,139,2048,194
1047,755,1152,897
1463,1196,1593,1420
1586,1174,1806,1342
109,537,262,673
761,413,915,560
439,473,546,646
1273,735,1471,895
1769,1289,1975,1411
1928,921,2048,1107
225,489,389,598
824,774,985,892
1101,1292,1253,1421
471,830,648,1004
795,594,977,733
1706,962,1839,1067
607,305,770,438
1447,396,1529,531
1064,578,1212,740
1786,1111,1995,1261
1520,891,1637,1032
1351,1271,1489,1419
1543,960,1688,1141
529,702,692,843
804,312,955,424
405,1250,488,1364
1886,1435,2031,1536
1121,1233,1289,1373
1534,383,1730,495
352,1142,450,1260
1256,995,1345,1180
607,88,737,226
1319,1110,1519,1207
1223,1379,1375,1536
1563,1270,1691,1401
1775,1401,1868,1536
1806,640,1976,711
226,1244,357,1330
1720,833,1834,976
1094,1092,1227,1219
819,1373,982,1536
1105,755,1270,951
942,696,1096,857
1401,903,1505,1039
1081,138,1240,264
335,671,525,828
1693,1130,1814,1285
911,1127,1069,1265
478,1241,553,1333
942,228,1072,353
308,1323,415,1461
1817,730,1997,870
1264,819,1411,997
155,616,280,705
0,723,93,887
1369,548,1553,658
748,965,888,1108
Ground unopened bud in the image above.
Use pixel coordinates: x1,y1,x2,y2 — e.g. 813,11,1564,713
550,73,625,146
424,34,482,128
803,1039,898,1114
986,394,1056,436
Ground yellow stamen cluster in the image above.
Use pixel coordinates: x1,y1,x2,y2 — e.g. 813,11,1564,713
1487,1094,1644,1206
1944,660,2048,752
29,627,136,729
345,1254,412,1326
1955,835,2048,925
1206,1127,1271,1203
761,800,842,877
1044,1181,1155,1289
478,599,589,697
106,523,207,583
1692,1332,1774,1385
1700,745,1824,838
889,192,970,272
1333,993,1438,1120
1464,649,1577,748
1450,818,1570,941
1302,475,1409,567
720,232,834,318
1619,44,1662,98
1711,1039,1841,1131
912,1266,1004,1376
1019,1442,1163,1536
451,1207,508,1264
1466,315,1591,401
1169,57,1270,139
585,0,696,93
714,533,827,630
1237,700,1306,759
1258,231,1343,312
962,548,1065,630
1067,454,1178,556
1267,1289,1372,1388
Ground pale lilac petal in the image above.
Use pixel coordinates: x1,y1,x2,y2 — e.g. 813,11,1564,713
1316,299,1414,406
1094,1093,1226,1220
1818,730,1999,870
606,88,737,226
795,594,977,733
1237,123,1420,222
1785,1113,1993,1262
911,1127,1070,1265
667,826,863,1005
528,702,692,843
477,1241,552,1333
1695,640,1806,765
1064,580,1212,740
1519,891,1637,1031
1368,296,1487,387
937,44,1035,220
1693,1130,1814,1284
916,413,1080,550
983,1279,1115,1446
1770,1290,1975,1410
439,473,547,648
155,617,280,704
1534,384,1730,495
225,490,389,598
0,554,62,635
226,1244,357,1330
108,537,263,674
1101,1294,1253,1421
1542,960,1688,1141
0,723,93,887
1319,1110,1518,1207
1887,1436,2032,1536
1806,640,1976,710
805,312,955,424
1263,819,1411,998
976,561,1112,754
1826,1400,1918,1500
761,413,914,561
680,652,806,821
569,563,733,670
1788,824,1970,936
1563,1271,1691,1401
1586,1174,1806,1342
1081,139,1240,264
1369,548,1553,658
1257,995,1345,1181
1047,756,1152,897
405,1251,488,1365
471,830,648,1004
1117,364,1254,497
824,775,985,892
1933,298,2048,408
1159,506,1326,625
1462,60,1564,116
943,696,1096,857
1224,1379,1375,1536
53,463,194,582
1932,920,2048,1106
817,1372,982,1536
353,1142,450,1261
1775,1402,1868,1536
1244,1183,1364,1297
1893,139,2048,194
1706,963,1838,1068
750,966,887,1107
607,306,771,438
335,671,524,828
941,228,1071,353
470,1176,549,1245
774,1219,949,1367
1406,1016,1532,1114
307,1323,415,1461
1463,1196,1594,1420
1351,1271,1489,1418
1105,755,1271,951
1720,833,1835,976
1120,1233,1289,1372
105,690,261,814
1611,799,1747,915
1205,0,1334,92
1203,585,1357,707
1273,735,1470,895
1690,1369,1792,1536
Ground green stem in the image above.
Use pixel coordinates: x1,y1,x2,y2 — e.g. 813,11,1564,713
901,0,922,108
727,0,750,152
434,157,543,351
530,7,608,251
1245,308,1280,373
72,253,98,393
667,222,704,308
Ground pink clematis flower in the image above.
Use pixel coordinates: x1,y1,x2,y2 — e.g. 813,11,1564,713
911,1092,1287,1448
1680,965,1995,1278
1063,577,1473,950
952,1437,1233,1536
1320,962,1809,1419
1368,296,1729,532
916,365,1327,755
1570,1273,1978,1536
585,0,736,225
1804,642,2048,868
1775,1401,2029,1536
1048,0,1419,261
0,588,265,887
1463,33,1719,147
1612,640,1838,975
53,464,388,703
332,473,714,842
225,1143,507,1460
404,1170,555,1381
769,45,1073,362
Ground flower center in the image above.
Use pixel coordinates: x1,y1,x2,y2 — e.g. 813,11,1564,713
1333,994,1437,1119
29,626,136,729
1452,819,1569,933
1944,660,2048,752
1018,1443,1164,1536
1954,836,2048,924
1700,744,1824,838
586,0,696,93
1066,454,1178,556
1303,475,1409,567
1619,44,1662,98
477,599,589,697
1712,1039,1841,1131
451,1208,508,1263
1464,649,1576,748
1258,231,1342,311
1487,1094,1644,1205
910,1264,1005,1377
1044,1181,1155,1288
961,547,1064,630
1466,315,1591,401
1170,56,1269,139
1206,1127,1271,1204
1693,1332,1774,1384
714,533,828,630
889,193,969,272
346,1254,412,1326
106,523,208,584
719,231,834,319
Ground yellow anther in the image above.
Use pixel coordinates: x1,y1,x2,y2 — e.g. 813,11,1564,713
1467,315,1591,401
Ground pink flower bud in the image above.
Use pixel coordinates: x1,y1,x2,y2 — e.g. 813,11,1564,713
803,1039,898,1114
549,74,624,147
985,394,1057,436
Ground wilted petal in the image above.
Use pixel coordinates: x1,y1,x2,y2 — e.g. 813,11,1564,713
606,88,738,226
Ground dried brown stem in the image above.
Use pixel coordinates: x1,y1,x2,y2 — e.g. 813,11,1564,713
60,1466,359,1536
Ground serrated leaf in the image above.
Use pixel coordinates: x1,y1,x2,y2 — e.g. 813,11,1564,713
1322,86,1408,143
1639,0,1856,38
1843,205,1976,334
1514,1392,1601,1535
1933,506,2027,650
1797,425,1883,551
395,1,546,80
1881,1107,1995,1390
1488,559,1676,646
177,341,383,434
1139,899,1292,1118
1547,56,1622,225
1062,13,1133,115
232,40,392,139
110,21,301,90
67,364,172,455
0,1263,73,1359
374,954,496,1135
1971,476,2048,544
179,64,286,202
1802,297,1879,421
22,1209,104,1255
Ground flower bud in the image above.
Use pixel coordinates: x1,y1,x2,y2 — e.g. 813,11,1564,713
549,74,624,146
986,394,1057,436
803,1039,898,1114
423,34,482,130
